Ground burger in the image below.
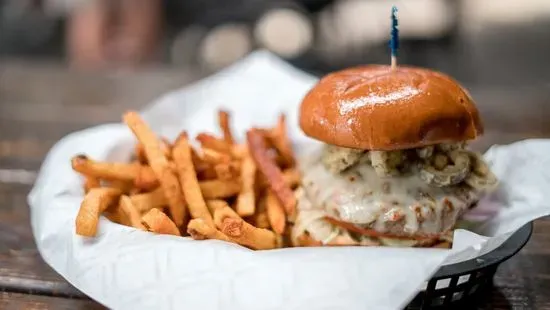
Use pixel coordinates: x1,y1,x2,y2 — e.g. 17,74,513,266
291,65,498,248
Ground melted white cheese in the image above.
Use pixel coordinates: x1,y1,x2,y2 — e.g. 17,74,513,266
296,152,481,238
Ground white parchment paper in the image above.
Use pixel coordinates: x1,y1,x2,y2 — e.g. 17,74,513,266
28,51,550,310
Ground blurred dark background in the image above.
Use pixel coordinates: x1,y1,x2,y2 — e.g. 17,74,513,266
1,0,550,87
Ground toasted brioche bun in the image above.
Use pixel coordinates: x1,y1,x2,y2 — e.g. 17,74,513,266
299,65,483,150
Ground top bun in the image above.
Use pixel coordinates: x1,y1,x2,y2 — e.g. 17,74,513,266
299,65,483,150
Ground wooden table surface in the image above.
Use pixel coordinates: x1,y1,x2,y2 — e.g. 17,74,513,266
1,60,550,310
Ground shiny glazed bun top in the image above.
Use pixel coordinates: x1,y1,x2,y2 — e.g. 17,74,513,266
299,65,484,150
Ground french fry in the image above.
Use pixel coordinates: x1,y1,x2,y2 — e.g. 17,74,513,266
73,109,303,251
104,206,131,226
119,195,146,230
433,242,452,249
202,148,231,164
76,188,122,237
247,129,296,217
187,218,235,243
135,143,147,163
72,155,150,181
236,153,257,216
269,114,296,167
259,168,301,189
195,162,218,180
218,110,235,145
190,146,203,165
231,144,248,159
173,133,214,226
72,155,159,190
205,199,230,215
141,208,181,236
129,188,166,213
253,194,271,229
133,166,160,190
123,111,187,227
83,176,100,193
129,179,240,213
107,180,133,193
214,206,279,250
129,187,142,195
295,232,323,247
199,179,241,199
214,161,240,181
135,138,172,163
196,133,233,154
160,138,173,157
265,189,285,234
192,146,219,180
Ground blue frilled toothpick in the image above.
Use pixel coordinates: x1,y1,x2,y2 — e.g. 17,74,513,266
390,6,399,70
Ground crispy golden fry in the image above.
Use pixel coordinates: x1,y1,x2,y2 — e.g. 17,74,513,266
129,187,142,195
218,110,235,145
433,241,452,249
83,176,101,193
205,199,230,215
129,179,240,214
119,195,146,230
76,188,122,237
72,155,147,181
141,208,181,236
236,153,256,217
133,167,159,190
129,188,166,213
190,146,203,165
295,232,322,247
135,143,147,164
136,137,172,163
214,161,240,181
266,149,286,167
187,218,235,243
196,163,218,180
259,168,301,189
202,148,231,164
247,129,296,218
196,133,232,154
123,111,187,227
72,154,159,190
104,206,131,226
214,206,279,250
254,194,271,229
200,179,241,199
173,133,214,226
231,144,248,159
107,180,133,193
193,146,219,180
269,114,296,167
265,189,285,234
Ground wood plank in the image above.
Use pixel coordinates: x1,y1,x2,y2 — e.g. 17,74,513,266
0,292,105,310
0,182,85,298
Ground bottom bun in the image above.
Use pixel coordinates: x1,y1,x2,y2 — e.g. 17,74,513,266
291,230,452,249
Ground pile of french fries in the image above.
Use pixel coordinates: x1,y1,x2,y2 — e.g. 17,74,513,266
71,110,301,250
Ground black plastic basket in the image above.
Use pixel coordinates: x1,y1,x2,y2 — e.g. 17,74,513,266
405,222,533,309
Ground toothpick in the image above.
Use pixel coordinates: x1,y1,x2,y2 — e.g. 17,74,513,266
390,6,399,70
